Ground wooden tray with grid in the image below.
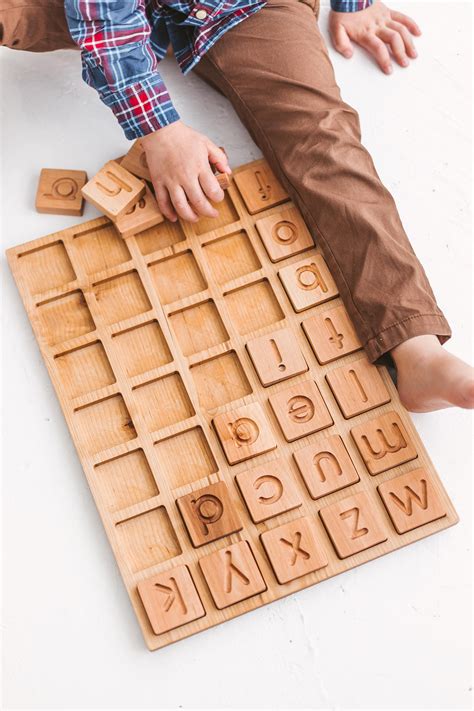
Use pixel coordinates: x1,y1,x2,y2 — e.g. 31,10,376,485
7,158,458,650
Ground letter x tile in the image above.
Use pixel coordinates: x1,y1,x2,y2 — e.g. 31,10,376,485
213,402,277,465
325,357,391,419
350,411,417,475
260,515,329,584
319,491,388,559
278,254,338,312
235,459,302,523
137,565,205,635
199,540,267,609
378,468,447,534
268,379,333,442
176,481,243,548
246,327,308,386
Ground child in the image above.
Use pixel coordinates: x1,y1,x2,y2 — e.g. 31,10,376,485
1,0,473,411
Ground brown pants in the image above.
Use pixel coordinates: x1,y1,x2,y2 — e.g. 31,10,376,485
0,0,452,362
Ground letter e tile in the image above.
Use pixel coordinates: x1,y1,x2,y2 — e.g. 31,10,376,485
269,379,333,442
326,357,391,418
199,541,267,609
350,411,417,475
378,468,447,534
213,402,277,465
246,327,308,387
137,565,205,635
176,481,243,547
319,491,387,558
260,516,328,584
236,459,302,523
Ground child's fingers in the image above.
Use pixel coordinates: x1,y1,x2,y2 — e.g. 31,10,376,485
390,10,421,36
169,184,199,222
377,27,409,67
388,20,417,59
358,33,392,74
154,182,178,222
199,168,225,204
206,141,232,174
331,23,353,58
185,178,219,218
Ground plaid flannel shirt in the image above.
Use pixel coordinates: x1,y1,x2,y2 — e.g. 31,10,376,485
65,0,373,140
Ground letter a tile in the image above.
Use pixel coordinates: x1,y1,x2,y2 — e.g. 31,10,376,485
213,402,277,465
235,459,302,523
319,491,388,559
350,411,417,475
260,516,328,584
176,481,243,547
278,254,338,312
199,541,267,609
378,468,447,534
137,565,205,635
326,357,391,419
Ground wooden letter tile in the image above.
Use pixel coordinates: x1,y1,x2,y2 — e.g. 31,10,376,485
114,185,164,238
278,254,338,312
350,411,417,475
302,304,362,364
378,468,447,534
326,357,391,419
268,379,333,442
233,160,289,214
255,207,314,262
260,515,328,584
319,491,388,559
81,160,146,220
246,327,308,386
176,481,243,547
137,565,205,635
293,434,359,500
199,540,267,609
120,139,151,181
213,402,277,465
35,169,87,216
235,459,302,523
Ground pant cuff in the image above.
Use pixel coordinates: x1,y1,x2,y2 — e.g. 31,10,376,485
364,313,452,363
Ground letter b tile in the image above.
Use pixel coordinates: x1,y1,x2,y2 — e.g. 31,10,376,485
177,481,243,547
261,516,329,584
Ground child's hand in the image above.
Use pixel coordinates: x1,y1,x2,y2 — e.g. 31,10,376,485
141,120,232,222
328,1,421,75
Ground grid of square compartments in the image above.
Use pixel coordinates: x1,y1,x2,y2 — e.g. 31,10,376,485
8,158,458,650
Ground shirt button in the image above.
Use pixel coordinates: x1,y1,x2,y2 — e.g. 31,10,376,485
195,9,208,19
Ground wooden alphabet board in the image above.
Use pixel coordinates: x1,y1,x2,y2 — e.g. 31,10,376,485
7,158,458,650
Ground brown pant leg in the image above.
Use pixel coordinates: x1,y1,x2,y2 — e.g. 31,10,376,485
0,0,76,51
192,0,451,362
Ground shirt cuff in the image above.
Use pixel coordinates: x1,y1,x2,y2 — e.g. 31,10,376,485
330,0,373,11
99,75,181,140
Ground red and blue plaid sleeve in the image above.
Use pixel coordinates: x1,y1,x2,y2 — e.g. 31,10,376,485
64,0,180,139
330,0,373,11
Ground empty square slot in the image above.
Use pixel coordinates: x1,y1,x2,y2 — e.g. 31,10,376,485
37,290,95,346
135,220,185,255
224,279,284,335
191,351,252,410
73,223,131,275
93,449,158,512
169,300,229,356
55,340,115,398
18,240,76,294
154,427,218,488
92,270,151,325
132,373,194,431
73,394,137,454
203,230,261,285
112,320,172,376
115,506,181,573
148,251,207,305
194,192,239,235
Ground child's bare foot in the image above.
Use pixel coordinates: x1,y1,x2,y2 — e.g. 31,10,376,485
391,335,474,413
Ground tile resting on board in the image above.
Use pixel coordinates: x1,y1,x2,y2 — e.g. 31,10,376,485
6,158,458,651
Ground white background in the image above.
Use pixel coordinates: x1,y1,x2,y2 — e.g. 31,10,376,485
1,2,472,709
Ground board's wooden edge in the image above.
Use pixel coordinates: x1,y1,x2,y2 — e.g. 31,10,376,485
5,157,460,653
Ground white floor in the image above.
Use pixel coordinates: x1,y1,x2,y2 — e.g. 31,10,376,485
1,2,472,709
